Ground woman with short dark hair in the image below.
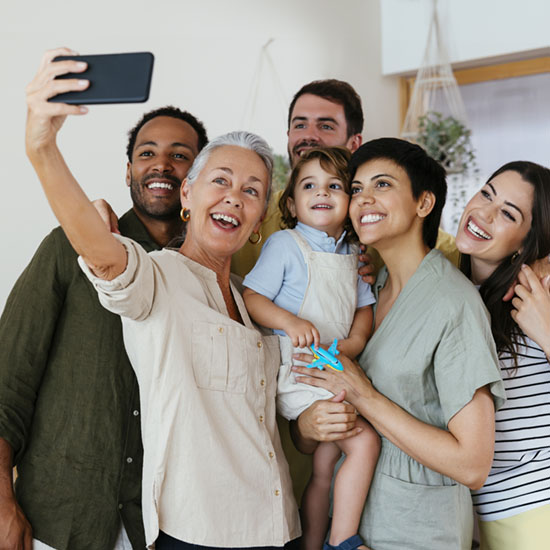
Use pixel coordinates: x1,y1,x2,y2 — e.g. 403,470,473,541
293,138,505,550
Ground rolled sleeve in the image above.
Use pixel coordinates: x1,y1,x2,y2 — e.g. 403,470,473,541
356,276,376,309
243,233,288,300
78,234,155,321
434,304,506,426
0,230,66,461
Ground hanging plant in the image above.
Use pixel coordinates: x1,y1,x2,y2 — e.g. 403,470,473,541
416,111,477,174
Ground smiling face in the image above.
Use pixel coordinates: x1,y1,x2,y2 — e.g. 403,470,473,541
349,158,430,250
287,158,350,239
456,170,534,280
180,145,269,265
127,116,199,220
287,94,360,166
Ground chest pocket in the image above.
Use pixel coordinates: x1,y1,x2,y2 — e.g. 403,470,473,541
191,321,249,393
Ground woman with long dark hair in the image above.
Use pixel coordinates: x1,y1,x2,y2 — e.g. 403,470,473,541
456,161,550,550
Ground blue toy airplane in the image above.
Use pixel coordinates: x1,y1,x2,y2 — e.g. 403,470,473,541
308,339,343,372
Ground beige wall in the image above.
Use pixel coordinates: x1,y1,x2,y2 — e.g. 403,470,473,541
0,0,400,308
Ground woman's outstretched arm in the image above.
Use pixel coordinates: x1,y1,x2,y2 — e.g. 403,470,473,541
25,48,127,280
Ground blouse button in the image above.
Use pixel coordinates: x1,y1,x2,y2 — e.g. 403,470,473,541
257,341,263,348
268,451,274,459
260,379,265,386
218,327,224,333
275,489,280,496
259,415,264,423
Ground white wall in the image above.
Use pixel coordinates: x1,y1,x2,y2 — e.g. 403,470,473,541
381,0,550,75
462,73,550,178
0,0,400,308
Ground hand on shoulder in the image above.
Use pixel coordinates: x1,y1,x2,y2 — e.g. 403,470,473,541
511,264,550,356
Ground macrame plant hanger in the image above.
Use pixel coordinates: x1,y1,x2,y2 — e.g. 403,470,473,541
401,0,479,234
401,0,472,173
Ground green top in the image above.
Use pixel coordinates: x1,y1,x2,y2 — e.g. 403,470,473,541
0,210,160,550
358,250,505,550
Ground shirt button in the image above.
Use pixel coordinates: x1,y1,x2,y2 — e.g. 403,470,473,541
259,415,264,423
218,327,224,333
126,457,133,464
260,379,265,386
133,410,139,416
257,341,263,348
275,489,280,496
268,452,274,459
118,503,123,510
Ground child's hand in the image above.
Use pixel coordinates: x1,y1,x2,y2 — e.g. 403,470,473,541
286,318,320,348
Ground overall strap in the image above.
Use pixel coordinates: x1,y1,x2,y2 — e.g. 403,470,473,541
284,228,313,259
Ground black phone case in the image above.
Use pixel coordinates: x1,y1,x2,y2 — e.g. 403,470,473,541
49,52,154,104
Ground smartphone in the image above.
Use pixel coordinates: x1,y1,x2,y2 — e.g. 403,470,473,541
49,52,154,104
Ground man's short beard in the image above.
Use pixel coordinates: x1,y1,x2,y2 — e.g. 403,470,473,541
132,195,180,221
130,175,181,221
289,140,321,167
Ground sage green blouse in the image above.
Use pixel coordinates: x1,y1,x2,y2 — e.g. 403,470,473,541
358,250,505,550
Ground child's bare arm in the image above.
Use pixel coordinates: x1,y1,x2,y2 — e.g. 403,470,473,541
336,305,373,358
243,288,320,348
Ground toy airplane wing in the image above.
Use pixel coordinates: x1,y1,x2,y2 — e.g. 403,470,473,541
308,339,343,372
308,355,326,371
327,339,339,356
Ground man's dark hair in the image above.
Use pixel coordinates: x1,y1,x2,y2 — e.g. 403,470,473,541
349,138,447,249
287,79,364,138
126,106,208,162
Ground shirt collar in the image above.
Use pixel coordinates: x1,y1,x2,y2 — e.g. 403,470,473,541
295,222,347,252
119,209,163,252
374,248,441,297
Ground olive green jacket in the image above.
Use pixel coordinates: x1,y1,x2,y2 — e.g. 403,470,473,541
0,210,159,550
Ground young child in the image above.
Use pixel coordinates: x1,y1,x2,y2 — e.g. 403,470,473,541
243,147,380,550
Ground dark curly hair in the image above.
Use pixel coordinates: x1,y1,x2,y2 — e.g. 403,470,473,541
126,105,208,162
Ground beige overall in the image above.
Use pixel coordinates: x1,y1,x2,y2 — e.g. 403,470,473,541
277,229,358,420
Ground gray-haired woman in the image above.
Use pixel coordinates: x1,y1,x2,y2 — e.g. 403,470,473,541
25,49,299,550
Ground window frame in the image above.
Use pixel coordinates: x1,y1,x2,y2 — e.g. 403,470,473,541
399,56,550,126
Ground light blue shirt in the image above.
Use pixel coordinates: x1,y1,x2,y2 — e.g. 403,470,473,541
243,223,375,336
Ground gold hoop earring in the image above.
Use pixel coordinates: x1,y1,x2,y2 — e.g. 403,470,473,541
180,208,190,222
249,231,262,245
511,251,519,263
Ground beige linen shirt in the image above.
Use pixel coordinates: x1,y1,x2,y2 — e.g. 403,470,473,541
79,236,300,548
